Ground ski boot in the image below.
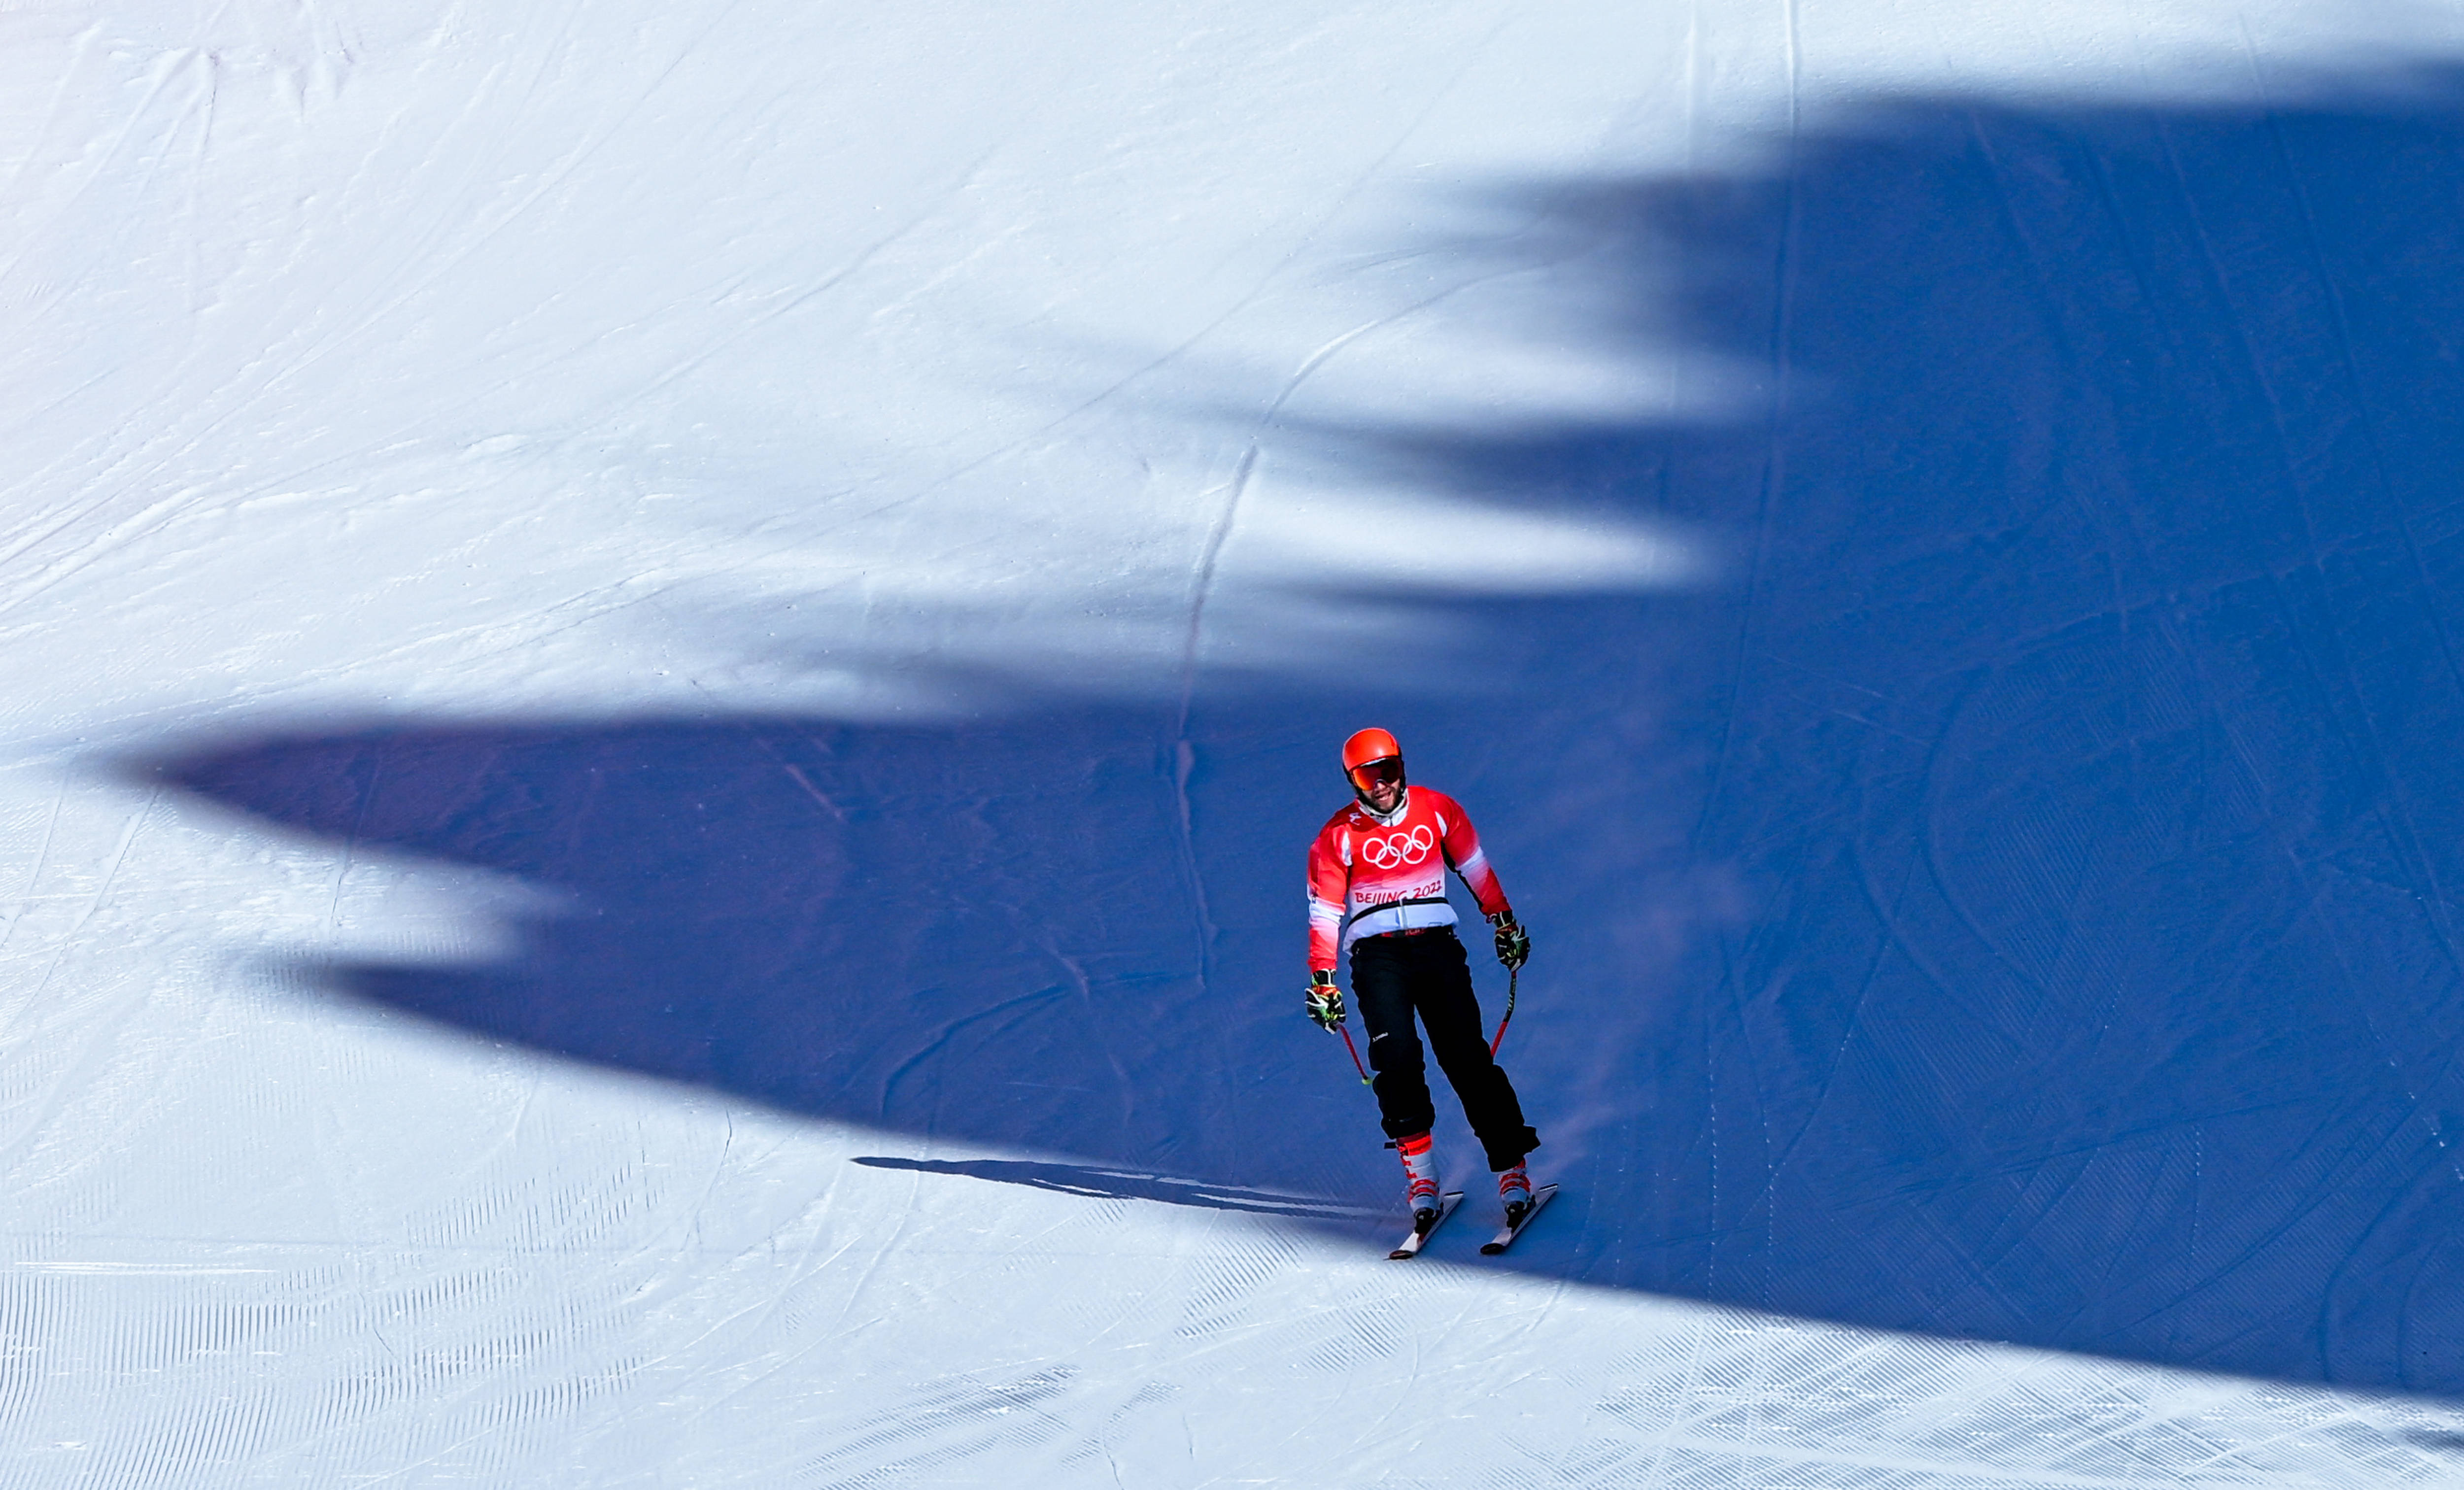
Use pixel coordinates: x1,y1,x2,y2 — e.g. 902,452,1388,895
1498,1161,1534,1229
1396,1131,1441,1234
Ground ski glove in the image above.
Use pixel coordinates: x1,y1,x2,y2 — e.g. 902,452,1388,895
1306,971,1345,1030
1489,912,1530,970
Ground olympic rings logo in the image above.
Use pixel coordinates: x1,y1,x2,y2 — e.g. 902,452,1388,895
1362,825,1436,869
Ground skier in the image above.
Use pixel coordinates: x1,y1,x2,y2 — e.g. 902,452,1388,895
1305,727,1539,1237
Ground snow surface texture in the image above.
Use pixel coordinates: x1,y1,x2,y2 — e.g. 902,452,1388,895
17,0,2464,1484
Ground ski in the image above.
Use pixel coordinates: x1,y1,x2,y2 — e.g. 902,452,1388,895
1479,1183,1559,1255
1387,1190,1465,1260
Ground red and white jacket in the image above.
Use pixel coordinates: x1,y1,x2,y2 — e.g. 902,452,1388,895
1306,786,1510,972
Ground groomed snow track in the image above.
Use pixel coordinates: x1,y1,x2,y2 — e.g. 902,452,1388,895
14,2,2464,1485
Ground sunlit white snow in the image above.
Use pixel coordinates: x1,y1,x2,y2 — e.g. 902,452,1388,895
8,0,2464,1485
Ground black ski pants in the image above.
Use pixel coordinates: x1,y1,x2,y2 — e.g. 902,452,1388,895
1350,927,1539,1172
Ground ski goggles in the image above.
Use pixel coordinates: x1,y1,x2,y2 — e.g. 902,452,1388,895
1347,756,1405,792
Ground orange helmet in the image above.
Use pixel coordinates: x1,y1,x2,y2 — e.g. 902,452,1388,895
1342,727,1405,796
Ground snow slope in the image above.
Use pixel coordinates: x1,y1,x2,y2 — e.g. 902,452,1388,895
16,0,2464,1484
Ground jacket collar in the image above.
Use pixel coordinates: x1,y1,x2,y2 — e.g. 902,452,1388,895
1360,787,1411,827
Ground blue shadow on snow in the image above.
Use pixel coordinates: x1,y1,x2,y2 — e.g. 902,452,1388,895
143,74,2464,1395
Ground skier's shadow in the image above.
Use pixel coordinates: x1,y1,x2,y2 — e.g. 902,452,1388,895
850,1156,1382,1225
145,69,2464,1398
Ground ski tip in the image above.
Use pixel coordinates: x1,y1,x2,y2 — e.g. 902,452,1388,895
1386,1191,1467,1259
1479,1183,1560,1255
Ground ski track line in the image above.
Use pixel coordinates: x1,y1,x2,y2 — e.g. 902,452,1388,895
0,40,190,300
0,794,160,1174
0,785,67,962
2122,119,2464,1189
6,789,154,1021
0,20,101,213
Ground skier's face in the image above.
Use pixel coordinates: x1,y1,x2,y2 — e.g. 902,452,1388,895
1350,757,1405,813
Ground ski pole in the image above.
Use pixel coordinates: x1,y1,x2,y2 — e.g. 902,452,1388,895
1338,1022,1371,1085
1488,965,1519,1056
